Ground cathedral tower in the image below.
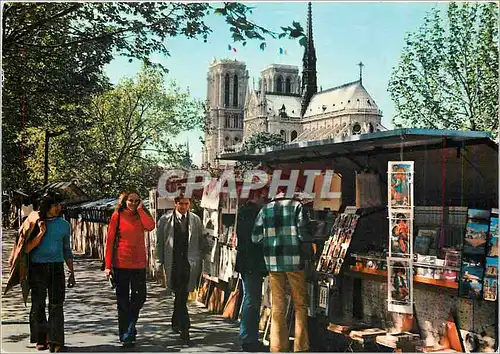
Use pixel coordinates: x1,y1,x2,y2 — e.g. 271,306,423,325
203,59,248,167
300,2,318,117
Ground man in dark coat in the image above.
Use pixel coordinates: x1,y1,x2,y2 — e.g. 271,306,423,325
235,189,268,352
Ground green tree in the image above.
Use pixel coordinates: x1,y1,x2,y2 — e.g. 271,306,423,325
388,2,498,136
235,132,287,171
55,68,205,197
2,2,304,194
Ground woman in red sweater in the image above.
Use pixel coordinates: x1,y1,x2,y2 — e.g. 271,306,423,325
104,191,155,347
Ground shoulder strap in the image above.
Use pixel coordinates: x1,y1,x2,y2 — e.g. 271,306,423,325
112,212,121,265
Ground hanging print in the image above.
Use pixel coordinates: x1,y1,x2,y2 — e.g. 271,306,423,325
387,161,414,314
387,259,413,314
487,209,498,257
388,162,414,208
463,209,490,255
389,210,412,258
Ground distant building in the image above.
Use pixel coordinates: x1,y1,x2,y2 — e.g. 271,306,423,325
202,2,385,167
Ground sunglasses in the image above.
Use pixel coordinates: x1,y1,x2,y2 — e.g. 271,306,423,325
127,199,140,203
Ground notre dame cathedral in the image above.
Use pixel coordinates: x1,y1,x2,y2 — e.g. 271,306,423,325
202,3,385,167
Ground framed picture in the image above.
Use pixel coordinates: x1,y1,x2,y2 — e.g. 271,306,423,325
333,258,344,275
487,216,498,257
388,161,414,208
387,259,413,314
464,219,489,255
317,280,330,315
203,209,219,237
459,330,496,353
200,178,221,210
485,257,498,277
459,255,485,299
414,228,438,255
389,210,412,257
483,276,497,302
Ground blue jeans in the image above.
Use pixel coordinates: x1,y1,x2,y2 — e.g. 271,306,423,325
240,272,264,345
114,268,147,342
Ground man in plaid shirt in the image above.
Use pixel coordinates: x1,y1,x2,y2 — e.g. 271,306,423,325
252,192,312,352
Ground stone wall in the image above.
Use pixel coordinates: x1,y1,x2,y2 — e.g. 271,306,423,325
329,275,497,346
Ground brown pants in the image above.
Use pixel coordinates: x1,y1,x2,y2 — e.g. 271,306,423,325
269,271,309,352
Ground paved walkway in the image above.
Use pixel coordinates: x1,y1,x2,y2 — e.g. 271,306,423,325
1,229,242,352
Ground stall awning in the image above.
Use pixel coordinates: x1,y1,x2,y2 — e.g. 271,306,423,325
219,128,497,163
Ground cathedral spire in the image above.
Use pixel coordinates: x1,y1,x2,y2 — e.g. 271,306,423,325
300,2,318,117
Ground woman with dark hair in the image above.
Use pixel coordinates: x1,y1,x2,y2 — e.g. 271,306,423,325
104,191,155,347
27,191,75,353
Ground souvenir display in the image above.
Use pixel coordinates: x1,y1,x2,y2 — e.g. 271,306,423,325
459,209,490,299
387,260,413,314
313,172,342,211
316,211,359,275
459,330,496,353
487,209,498,257
482,209,498,301
388,161,414,208
203,209,219,237
387,161,414,314
459,255,485,299
317,280,330,316
200,178,221,210
413,229,437,255
483,257,498,301
463,209,490,255
389,210,412,258
355,171,383,208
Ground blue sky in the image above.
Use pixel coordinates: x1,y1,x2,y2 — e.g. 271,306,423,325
105,2,447,166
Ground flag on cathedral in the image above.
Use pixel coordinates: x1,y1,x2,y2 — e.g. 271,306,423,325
228,44,237,52
279,48,288,55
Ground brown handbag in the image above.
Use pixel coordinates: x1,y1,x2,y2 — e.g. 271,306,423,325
197,278,210,305
223,277,242,320
208,287,217,312
217,289,225,314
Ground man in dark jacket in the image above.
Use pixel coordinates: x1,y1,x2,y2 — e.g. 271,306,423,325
235,189,267,352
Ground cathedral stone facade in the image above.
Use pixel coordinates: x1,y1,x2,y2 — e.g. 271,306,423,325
202,3,385,168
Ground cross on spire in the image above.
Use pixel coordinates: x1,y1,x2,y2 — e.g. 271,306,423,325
357,61,364,84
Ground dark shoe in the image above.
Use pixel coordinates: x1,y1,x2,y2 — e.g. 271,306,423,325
36,343,49,351
171,325,180,334
180,330,190,345
122,341,135,349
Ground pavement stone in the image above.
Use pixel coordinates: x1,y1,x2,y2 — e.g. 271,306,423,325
1,229,243,352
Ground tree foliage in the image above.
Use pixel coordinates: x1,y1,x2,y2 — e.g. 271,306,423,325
235,132,287,171
388,2,498,136
55,68,205,197
2,2,305,195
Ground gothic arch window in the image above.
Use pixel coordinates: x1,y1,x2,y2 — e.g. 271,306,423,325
232,113,238,129
285,77,291,93
224,74,230,107
225,112,230,128
233,74,238,107
368,122,374,133
291,130,298,141
280,129,286,141
277,76,283,93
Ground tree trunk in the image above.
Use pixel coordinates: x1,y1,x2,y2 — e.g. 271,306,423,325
44,129,49,186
